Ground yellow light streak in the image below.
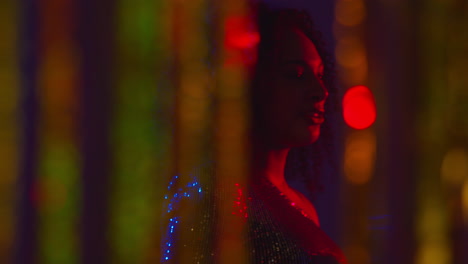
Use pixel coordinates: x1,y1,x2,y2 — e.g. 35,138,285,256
344,129,376,185
343,244,370,264
441,148,468,187
335,36,367,69
463,181,468,225
0,1,18,261
335,0,366,27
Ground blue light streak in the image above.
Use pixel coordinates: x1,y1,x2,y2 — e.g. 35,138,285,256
161,175,203,262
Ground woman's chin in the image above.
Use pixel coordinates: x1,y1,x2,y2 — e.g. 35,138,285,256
308,126,321,143
300,126,321,145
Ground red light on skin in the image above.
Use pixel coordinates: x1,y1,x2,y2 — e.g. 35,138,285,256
343,85,376,129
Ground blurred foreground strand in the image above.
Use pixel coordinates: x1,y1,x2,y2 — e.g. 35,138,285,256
2,1,467,264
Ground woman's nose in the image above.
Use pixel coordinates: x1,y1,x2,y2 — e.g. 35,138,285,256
307,80,328,102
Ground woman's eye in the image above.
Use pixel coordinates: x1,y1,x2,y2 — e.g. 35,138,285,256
283,64,305,79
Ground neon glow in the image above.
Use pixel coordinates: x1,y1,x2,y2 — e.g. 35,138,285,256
343,85,376,129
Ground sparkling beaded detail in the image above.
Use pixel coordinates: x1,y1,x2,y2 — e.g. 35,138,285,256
161,166,347,263
278,191,315,223
233,183,249,220
249,178,346,263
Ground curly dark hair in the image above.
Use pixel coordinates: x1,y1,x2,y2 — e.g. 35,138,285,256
251,4,338,197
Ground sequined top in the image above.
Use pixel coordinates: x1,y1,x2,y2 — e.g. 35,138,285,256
161,167,347,264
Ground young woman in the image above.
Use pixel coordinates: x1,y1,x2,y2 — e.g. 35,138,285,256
161,5,347,264
246,6,346,263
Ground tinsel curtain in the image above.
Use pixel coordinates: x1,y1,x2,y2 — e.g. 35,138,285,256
0,0,467,263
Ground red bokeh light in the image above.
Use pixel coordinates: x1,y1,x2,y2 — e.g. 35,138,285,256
223,15,259,66
224,16,259,49
343,85,376,129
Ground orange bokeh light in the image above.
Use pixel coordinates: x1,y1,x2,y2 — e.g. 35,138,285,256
343,85,376,129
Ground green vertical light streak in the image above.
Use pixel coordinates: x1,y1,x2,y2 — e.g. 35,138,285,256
37,144,79,264
34,1,81,263
111,0,171,263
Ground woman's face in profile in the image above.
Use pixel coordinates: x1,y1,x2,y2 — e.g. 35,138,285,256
254,26,328,149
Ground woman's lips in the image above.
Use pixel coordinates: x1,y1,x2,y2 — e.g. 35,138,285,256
303,111,324,125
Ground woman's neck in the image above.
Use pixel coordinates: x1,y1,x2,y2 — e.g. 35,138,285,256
252,142,321,227
252,142,290,189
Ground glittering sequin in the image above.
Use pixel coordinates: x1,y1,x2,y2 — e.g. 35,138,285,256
161,174,205,262
233,183,249,219
248,178,346,263
161,166,347,264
